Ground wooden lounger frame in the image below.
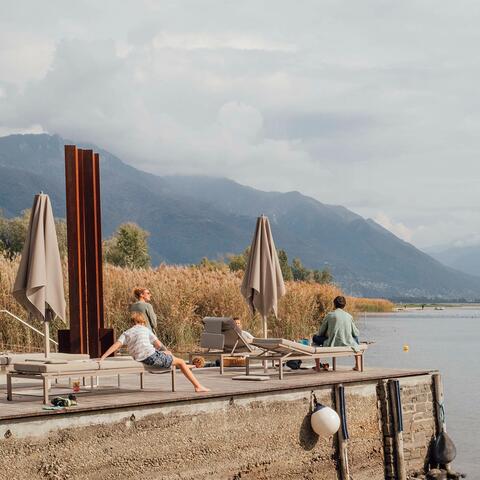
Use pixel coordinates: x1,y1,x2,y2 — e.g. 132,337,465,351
246,343,366,380
6,366,176,404
189,317,260,374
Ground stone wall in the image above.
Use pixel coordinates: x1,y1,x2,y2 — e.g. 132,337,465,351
400,376,437,475
377,374,438,479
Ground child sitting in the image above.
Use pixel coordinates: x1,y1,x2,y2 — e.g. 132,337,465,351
100,312,210,393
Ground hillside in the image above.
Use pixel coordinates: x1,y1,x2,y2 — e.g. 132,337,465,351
425,244,480,277
2,133,480,300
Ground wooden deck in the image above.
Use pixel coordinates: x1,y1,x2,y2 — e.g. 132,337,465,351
0,364,434,423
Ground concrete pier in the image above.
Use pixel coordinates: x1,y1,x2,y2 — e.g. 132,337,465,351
0,365,439,479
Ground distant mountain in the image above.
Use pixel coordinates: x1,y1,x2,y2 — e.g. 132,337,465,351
424,244,480,277
2,133,480,300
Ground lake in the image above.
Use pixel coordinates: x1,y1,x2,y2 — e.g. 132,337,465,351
354,307,479,474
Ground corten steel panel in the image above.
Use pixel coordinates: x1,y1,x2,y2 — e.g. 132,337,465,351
57,330,71,353
100,328,115,357
82,150,99,356
64,145,87,353
94,153,105,333
82,150,103,358
78,149,89,349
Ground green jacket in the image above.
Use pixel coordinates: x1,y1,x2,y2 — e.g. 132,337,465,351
130,301,157,332
318,308,359,351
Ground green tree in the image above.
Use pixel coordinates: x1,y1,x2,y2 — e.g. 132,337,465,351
104,223,150,268
0,210,68,260
277,249,293,281
228,247,250,272
291,258,311,281
197,257,228,271
313,268,333,284
54,218,68,258
0,210,30,260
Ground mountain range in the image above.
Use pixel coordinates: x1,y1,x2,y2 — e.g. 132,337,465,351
424,243,480,278
1,133,480,300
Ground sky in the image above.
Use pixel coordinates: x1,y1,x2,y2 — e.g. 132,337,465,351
1,1,480,249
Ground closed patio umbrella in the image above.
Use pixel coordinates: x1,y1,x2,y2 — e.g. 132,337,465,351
241,215,286,339
12,193,66,358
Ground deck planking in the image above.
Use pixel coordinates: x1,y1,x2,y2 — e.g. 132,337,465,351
0,365,434,422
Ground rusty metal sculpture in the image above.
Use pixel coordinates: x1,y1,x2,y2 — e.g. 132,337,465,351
58,145,113,357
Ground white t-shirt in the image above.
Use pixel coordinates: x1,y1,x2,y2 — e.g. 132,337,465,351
241,330,254,342
117,325,158,361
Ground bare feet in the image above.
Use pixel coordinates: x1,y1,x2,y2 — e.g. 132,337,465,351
194,385,211,393
352,366,359,371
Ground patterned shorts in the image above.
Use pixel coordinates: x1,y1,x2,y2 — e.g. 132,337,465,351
141,350,173,369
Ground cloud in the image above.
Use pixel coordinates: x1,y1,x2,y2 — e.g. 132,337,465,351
2,1,480,247
373,212,414,243
452,235,480,248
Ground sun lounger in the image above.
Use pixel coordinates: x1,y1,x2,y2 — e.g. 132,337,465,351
6,356,175,404
189,317,261,374
246,338,368,379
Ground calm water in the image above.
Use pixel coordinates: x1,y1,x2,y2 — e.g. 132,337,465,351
353,308,479,474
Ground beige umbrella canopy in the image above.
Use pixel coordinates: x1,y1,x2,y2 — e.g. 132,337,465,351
241,215,286,338
12,193,66,357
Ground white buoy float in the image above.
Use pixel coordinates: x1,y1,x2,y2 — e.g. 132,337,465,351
311,402,340,437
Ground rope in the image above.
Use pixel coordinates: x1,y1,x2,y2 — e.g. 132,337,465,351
436,400,446,425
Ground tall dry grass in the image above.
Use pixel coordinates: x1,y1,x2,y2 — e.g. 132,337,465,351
346,296,395,313
0,257,393,352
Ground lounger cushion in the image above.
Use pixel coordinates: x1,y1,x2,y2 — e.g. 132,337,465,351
251,338,368,355
312,344,368,354
1,353,89,366
13,360,101,373
200,332,225,350
252,338,316,354
203,318,224,334
99,359,142,370
13,357,170,374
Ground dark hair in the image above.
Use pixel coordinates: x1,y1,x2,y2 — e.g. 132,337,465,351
333,296,346,309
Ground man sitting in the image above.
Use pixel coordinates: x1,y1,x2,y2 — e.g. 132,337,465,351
312,295,361,371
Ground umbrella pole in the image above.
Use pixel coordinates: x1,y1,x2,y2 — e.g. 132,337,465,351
262,315,268,372
44,309,52,359
44,320,50,359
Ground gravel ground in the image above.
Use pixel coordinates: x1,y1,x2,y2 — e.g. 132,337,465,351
0,396,384,480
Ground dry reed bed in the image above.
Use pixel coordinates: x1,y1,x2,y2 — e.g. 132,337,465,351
0,257,393,351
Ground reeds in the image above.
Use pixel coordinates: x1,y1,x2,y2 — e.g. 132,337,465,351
0,257,393,352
